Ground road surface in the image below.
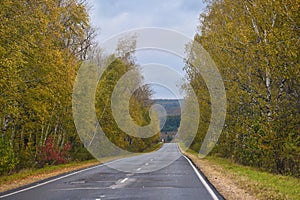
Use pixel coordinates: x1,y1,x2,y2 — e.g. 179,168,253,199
0,143,223,200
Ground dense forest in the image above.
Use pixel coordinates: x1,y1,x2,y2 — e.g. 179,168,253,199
0,0,95,174
183,0,300,177
1,0,299,180
0,0,157,175
160,115,181,132
95,42,160,153
153,99,182,133
153,99,183,116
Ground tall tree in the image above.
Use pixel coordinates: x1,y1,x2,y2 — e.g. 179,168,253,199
95,37,159,153
0,0,95,172
184,0,300,176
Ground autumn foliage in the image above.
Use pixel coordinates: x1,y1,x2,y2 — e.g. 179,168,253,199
184,0,300,177
37,137,72,167
0,0,94,174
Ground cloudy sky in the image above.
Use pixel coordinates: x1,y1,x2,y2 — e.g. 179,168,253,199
87,0,206,99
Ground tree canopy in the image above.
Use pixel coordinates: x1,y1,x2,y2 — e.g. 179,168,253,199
184,0,300,177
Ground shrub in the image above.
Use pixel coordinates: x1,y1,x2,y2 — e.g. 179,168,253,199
37,137,71,167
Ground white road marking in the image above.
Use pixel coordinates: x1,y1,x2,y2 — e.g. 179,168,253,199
95,195,105,200
57,187,105,191
69,180,85,184
150,159,154,161
109,177,135,190
1,143,219,200
136,168,141,171
0,157,128,199
178,145,219,200
145,163,149,166
120,177,128,184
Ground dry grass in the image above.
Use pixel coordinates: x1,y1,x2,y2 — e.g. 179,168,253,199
185,152,257,200
0,160,100,193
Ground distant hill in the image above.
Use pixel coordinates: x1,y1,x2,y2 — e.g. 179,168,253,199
152,99,184,116
151,99,184,136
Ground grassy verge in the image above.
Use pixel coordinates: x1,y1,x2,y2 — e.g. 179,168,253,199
183,149,300,200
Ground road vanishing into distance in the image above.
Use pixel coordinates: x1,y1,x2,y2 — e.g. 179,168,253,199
0,143,223,200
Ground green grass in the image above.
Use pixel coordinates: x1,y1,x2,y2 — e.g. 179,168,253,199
208,156,299,199
186,149,300,200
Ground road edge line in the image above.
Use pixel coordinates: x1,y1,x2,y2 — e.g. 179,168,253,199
0,157,127,199
177,144,219,200
0,164,103,199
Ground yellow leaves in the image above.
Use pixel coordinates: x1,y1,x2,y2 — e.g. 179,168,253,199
95,54,157,152
187,0,300,176
0,0,95,171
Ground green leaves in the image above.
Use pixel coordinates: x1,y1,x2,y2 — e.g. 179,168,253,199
0,0,94,173
186,0,300,177
95,57,159,153
0,138,19,175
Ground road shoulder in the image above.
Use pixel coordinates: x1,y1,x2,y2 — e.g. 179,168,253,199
178,147,257,200
181,148,300,200
0,160,100,193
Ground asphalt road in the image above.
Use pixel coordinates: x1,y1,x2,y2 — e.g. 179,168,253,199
0,143,223,200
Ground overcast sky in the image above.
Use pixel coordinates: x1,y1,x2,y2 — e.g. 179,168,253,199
87,0,206,99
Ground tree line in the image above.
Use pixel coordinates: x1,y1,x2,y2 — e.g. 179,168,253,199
0,0,156,175
183,0,299,177
0,0,95,174
95,38,159,153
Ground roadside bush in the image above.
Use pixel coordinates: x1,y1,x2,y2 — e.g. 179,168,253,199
37,137,71,167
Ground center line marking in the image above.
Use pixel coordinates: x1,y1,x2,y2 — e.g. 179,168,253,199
145,163,149,166
137,168,141,171
120,178,128,184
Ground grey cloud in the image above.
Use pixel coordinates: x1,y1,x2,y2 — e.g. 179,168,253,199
88,0,205,41
87,0,206,98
